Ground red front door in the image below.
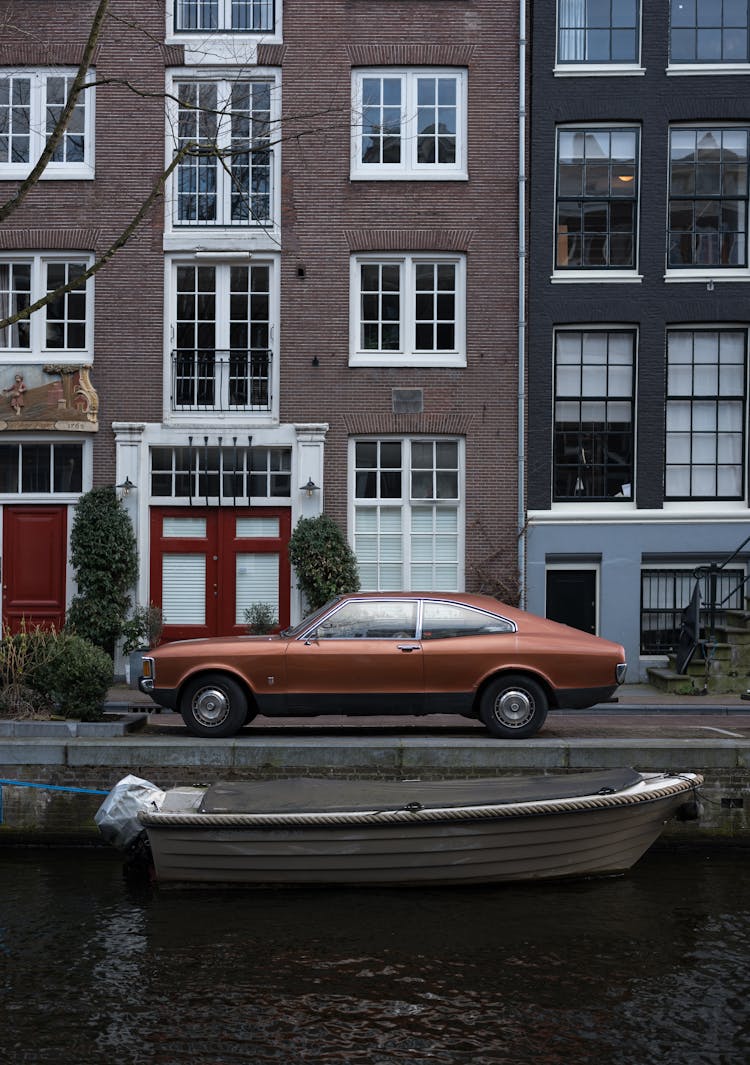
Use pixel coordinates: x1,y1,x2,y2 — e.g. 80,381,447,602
150,507,291,641
2,505,68,631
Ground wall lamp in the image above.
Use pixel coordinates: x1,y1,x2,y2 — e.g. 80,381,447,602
116,476,135,498
300,477,319,498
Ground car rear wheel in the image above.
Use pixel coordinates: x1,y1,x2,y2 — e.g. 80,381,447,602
180,674,248,738
479,674,548,739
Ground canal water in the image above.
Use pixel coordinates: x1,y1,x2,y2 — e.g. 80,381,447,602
1,846,749,1065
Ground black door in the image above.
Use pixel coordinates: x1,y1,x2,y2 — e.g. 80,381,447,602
546,569,597,634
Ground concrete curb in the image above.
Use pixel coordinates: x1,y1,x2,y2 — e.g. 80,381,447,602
0,714,149,738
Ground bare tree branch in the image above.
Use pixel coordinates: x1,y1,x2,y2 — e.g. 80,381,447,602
0,142,196,333
0,0,110,224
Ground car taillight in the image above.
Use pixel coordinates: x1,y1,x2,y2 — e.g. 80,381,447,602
616,662,627,685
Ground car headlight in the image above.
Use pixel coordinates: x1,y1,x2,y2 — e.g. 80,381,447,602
616,662,627,685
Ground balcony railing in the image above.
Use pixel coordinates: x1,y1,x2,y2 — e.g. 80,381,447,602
171,349,272,412
175,0,275,33
173,148,273,228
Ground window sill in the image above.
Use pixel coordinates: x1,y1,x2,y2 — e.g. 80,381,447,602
349,354,466,369
0,353,91,364
551,271,642,284
664,270,750,283
0,166,94,182
350,170,468,182
667,63,750,76
553,64,645,76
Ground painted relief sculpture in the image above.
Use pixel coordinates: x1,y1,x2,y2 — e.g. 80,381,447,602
0,365,98,431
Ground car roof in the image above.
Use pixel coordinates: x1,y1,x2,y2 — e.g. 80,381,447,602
338,591,512,613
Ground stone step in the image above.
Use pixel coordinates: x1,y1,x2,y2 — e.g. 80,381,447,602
648,664,750,694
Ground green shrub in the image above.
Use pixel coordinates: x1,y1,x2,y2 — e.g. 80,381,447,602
0,623,58,718
66,486,138,655
32,633,113,721
287,514,360,610
121,603,164,654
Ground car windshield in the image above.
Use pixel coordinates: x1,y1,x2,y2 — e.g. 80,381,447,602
279,598,342,639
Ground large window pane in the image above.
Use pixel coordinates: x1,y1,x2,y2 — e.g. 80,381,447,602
668,128,749,268
353,439,462,591
556,127,639,270
665,329,747,498
553,330,635,499
558,0,639,63
670,0,750,62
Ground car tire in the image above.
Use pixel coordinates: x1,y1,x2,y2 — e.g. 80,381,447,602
180,674,248,738
479,674,548,739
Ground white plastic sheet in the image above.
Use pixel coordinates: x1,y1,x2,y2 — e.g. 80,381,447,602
94,774,166,850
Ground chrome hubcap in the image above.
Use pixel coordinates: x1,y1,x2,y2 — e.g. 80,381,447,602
192,686,230,727
495,688,534,729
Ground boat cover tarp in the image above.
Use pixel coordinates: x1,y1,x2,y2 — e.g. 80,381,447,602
198,769,643,815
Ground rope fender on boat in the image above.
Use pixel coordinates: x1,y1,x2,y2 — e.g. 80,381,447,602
139,775,704,830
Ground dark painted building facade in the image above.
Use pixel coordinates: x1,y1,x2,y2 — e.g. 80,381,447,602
526,2,750,678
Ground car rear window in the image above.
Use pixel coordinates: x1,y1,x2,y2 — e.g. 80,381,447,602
421,602,514,639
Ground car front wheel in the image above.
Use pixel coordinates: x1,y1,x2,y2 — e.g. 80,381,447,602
479,674,548,739
180,674,248,738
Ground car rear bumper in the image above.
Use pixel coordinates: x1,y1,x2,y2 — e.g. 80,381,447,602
555,684,619,710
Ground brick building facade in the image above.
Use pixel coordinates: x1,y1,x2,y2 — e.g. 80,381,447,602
0,1,520,641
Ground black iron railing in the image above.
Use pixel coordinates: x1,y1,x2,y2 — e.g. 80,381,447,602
641,537,750,672
171,348,272,411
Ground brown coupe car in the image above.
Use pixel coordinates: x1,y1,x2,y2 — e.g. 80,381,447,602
140,592,627,739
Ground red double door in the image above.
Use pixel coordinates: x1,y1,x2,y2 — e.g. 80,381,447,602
150,507,291,642
2,505,68,632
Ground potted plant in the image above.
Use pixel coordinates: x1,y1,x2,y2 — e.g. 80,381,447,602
122,603,164,688
244,602,278,635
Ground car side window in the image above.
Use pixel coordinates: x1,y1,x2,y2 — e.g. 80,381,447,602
421,602,514,640
313,600,418,639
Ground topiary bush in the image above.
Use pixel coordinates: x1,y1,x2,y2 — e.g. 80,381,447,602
66,486,138,655
287,514,360,611
31,633,113,721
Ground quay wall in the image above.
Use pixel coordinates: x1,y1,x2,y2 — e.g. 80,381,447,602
1,734,749,845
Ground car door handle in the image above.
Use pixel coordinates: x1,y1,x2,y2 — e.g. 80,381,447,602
397,644,420,652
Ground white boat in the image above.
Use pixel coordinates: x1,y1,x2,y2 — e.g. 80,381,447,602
98,769,703,886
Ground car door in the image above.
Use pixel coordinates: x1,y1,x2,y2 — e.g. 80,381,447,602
284,598,424,715
420,599,516,714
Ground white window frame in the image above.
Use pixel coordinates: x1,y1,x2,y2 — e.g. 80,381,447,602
0,253,94,361
164,69,281,248
166,0,283,52
350,68,468,181
348,436,465,592
164,252,280,424
0,68,95,181
349,253,466,368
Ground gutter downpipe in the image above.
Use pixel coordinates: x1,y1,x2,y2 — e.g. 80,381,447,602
517,0,527,607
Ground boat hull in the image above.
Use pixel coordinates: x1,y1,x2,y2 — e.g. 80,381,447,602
140,774,702,886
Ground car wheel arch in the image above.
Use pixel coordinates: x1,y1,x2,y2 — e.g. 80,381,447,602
474,668,558,713
177,667,258,712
